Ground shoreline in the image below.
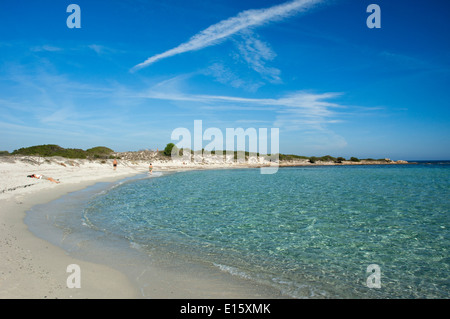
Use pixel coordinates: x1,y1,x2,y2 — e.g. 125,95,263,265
23,172,286,299
0,157,152,298
0,156,412,299
0,157,286,298
0,173,143,298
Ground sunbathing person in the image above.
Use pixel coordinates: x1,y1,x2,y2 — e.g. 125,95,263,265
27,174,60,184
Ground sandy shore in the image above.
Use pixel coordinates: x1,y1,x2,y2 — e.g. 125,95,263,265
0,156,284,299
0,157,148,298
0,155,410,299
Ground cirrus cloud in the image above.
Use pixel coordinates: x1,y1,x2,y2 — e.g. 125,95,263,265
131,0,323,71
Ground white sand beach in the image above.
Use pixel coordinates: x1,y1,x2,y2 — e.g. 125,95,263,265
0,157,146,298
0,156,284,299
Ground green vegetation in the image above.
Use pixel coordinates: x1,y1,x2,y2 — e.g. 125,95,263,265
11,144,114,159
163,143,177,156
86,146,115,158
8,143,389,164
278,154,309,161
309,155,338,163
309,156,318,163
319,155,336,162
160,145,380,164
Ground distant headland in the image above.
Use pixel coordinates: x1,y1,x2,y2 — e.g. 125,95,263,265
1,144,409,166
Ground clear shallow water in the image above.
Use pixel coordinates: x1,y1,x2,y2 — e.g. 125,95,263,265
78,164,449,298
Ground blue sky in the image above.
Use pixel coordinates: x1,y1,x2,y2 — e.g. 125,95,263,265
0,0,449,160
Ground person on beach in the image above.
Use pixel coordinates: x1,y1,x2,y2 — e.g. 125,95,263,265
27,174,60,184
149,163,153,174
113,159,118,170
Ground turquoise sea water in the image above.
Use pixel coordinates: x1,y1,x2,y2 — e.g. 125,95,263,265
27,163,450,298
77,163,449,298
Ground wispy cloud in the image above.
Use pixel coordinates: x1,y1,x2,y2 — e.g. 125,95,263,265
88,44,107,55
131,0,322,71
137,76,345,127
379,51,435,71
87,44,123,56
234,30,281,83
26,42,121,56
137,82,348,149
204,62,264,92
30,45,63,52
